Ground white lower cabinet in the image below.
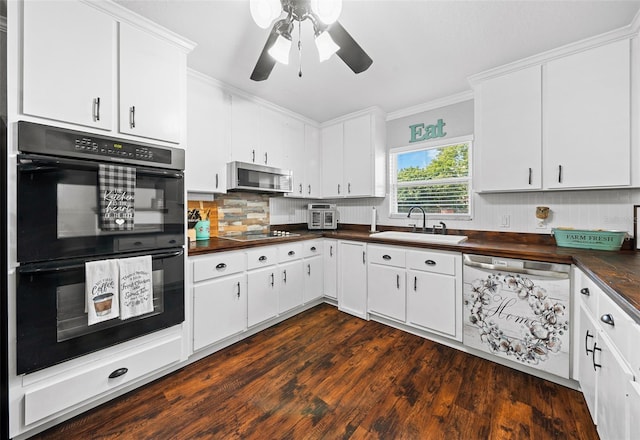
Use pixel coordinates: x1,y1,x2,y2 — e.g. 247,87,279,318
338,241,368,319
407,270,457,337
247,265,279,327
323,239,338,299
279,260,304,314
302,240,324,303
368,265,406,322
575,268,636,440
23,334,182,426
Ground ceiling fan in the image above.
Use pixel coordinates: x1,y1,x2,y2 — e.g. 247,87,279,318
250,0,373,81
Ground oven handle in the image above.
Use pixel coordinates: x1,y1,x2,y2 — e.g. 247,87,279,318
462,255,569,279
18,249,184,274
18,154,184,178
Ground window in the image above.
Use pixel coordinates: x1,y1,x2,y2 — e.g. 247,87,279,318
389,136,472,217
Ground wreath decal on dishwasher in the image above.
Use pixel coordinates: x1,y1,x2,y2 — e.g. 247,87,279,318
466,273,569,365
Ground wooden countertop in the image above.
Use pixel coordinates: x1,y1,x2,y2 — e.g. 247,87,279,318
189,229,640,323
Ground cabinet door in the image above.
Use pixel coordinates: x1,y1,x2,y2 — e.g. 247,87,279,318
596,334,633,440
279,260,304,314
260,107,285,167
407,270,457,337
544,39,630,189
230,95,260,163
321,123,344,197
186,73,230,192
304,125,322,198
323,240,338,299
578,305,599,422
338,241,367,319
119,23,183,143
368,265,406,322
283,118,306,197
343,114,373,197
23,0,114,130
303,256,324,303
193,273,246,351
474,66,542,191
247,266,279,327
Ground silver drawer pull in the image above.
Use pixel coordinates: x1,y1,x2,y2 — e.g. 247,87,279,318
108,367,128,379
425,260,436,266
216,263,227,270
600,314,615,326
580,288,590,296
259,256,268,262
382,255,392,260
288,250,295,256
310,246,317,252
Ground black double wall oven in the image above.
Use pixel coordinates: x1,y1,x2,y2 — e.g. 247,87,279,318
16,122,185,374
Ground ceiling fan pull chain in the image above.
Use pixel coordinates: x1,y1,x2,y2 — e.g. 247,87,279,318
298,20,303,77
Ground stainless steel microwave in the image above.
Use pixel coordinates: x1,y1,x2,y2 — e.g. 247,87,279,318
308,204,338,230
227,161,293,193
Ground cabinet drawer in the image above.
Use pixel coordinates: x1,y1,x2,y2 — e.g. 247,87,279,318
368,245,405,267
406,249,456,275
301,239,323,258
598,290,632,361
246,246,278,270
575,271,599,314
24,335,182,425
192,252,247,282
278,243,304,263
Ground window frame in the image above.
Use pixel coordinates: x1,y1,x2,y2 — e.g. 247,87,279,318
388,134,473,220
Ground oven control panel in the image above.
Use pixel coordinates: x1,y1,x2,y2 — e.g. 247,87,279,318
17,121,185,170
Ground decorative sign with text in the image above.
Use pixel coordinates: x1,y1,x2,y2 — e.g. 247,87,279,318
409,118,447,143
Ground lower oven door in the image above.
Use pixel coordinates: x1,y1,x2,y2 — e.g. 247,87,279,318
16,248,184,375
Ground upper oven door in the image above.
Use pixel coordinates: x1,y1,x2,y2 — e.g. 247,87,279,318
17,154,184,263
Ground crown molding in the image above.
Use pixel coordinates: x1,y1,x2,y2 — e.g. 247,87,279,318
82,0,196,52
320,106,386,127
468,24,637,85
386,90,474,121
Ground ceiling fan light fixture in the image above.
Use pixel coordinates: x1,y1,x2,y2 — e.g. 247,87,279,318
268,34,292,65
315,31,340,62
250,0,282,29
310,0,342,24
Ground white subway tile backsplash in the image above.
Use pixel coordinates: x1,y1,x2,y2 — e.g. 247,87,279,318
270,188,640,237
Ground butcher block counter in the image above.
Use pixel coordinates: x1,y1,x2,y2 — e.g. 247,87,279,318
188,226,640,323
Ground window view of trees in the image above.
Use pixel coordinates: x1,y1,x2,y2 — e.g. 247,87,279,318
394,143,470,215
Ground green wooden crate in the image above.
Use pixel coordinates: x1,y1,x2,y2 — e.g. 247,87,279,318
552,228,628,251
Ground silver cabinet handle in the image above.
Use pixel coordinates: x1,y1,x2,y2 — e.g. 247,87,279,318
528,167,532,185
600,314,615,326
425,259,436,266
348,182,351,193
463,255,569,279
414,276,417,291
299,183,303,194
396,274,400,289
252,149,256,163
258,256,267,262
270,272,274,287
308,185,311,195
362,251,366,264
310,246,317,252
264,152,268,164
337,184,341,194
288,250,295,256
129,106,136,128
580,287,590,296
236,282,241,298
307,264,311,276
93,97,101,122
330,246,333,257
215,173,219,189
283,269,287,283
382,255,391,260
215,263,227,270
558,165,563,183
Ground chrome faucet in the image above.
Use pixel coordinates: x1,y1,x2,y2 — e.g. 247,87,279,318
407,206,427,233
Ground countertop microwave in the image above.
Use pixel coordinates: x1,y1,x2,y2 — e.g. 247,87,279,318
308,204,338,230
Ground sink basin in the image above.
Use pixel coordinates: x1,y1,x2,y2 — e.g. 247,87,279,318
369,231,468,244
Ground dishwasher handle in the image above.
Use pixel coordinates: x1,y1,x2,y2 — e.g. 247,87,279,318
463,255,569,279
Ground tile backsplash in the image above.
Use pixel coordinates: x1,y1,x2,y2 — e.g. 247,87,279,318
216,192,270,237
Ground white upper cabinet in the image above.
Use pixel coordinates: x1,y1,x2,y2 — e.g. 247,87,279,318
544,39,630,189
285,121,320,198
472,37,632,192
320,109,386,198
119,23,184,143
474,65,542,191
186,72,231,192
21,0,192,144
22,0,114,130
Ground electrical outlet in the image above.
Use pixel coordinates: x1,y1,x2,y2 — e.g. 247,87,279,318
500,215,510,228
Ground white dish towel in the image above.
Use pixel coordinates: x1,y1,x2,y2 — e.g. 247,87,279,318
85,259,120,325
118,255,154,320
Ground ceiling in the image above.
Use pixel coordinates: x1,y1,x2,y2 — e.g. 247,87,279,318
114,0,640,123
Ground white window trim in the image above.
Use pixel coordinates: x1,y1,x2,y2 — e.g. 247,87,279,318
389,134,474,221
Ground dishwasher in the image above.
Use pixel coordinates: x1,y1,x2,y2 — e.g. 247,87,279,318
462,254,571,379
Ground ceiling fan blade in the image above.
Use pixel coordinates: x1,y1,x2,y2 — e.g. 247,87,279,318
250,27,279,81
327,21,373,74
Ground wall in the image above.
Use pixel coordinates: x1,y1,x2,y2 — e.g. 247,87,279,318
270,96,640,237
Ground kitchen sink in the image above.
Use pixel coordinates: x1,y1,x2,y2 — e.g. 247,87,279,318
369,231,468,244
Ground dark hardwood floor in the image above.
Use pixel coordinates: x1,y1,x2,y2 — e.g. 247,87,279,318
32,304,598,439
